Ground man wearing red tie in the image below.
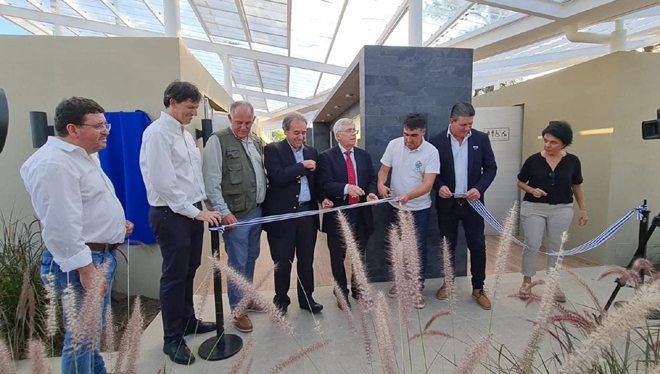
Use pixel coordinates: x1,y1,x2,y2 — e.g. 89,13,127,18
317,118,378,308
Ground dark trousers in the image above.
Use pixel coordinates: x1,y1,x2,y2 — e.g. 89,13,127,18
437,200,486,290
410,207,431,285
267,204,318,309
149,206,204,344
327,213,369,297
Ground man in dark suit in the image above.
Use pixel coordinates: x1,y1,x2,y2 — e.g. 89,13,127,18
263,111,323,314
317,118,378,308
430,102,497,310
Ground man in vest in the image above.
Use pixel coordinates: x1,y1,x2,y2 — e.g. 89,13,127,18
203,101,267,332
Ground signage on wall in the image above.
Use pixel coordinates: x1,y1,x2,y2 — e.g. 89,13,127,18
485,127,509,141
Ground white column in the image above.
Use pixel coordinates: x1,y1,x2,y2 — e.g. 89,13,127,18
163,0,181,38
223,54,233,97
52,0,62,36
408,0,423,47
610,19,627,53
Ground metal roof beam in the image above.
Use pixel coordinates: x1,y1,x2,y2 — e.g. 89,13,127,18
424,2,473,47
376,0,408,45
233,88,310,106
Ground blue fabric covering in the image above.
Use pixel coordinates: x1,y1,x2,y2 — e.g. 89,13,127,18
99,111,155,244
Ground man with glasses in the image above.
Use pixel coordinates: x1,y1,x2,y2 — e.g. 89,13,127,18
317,118,378,308
140,81,222,365
21,97,133,374
203,100,267,333
430,102,497,310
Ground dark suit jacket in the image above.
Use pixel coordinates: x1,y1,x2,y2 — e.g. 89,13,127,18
317,146,378,235
430,128,497,214
262,140,319,234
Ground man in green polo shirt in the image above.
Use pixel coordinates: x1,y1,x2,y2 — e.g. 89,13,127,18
203,101,267,332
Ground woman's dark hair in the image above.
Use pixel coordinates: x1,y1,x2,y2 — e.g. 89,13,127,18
54,97,105,137
542,120,573,147
163,81,202,108
403,112,426,130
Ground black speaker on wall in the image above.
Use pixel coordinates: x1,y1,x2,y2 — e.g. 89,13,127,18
0,88,8,154
30,111,54,148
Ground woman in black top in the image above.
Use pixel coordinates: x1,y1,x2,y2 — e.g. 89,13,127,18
517,121,588,302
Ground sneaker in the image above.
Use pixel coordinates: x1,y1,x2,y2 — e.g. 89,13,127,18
519,281,531,295
388,285,397,298
234,312,253,333
472,289,491,310
414,295,426,309
246,300,265,313
436,285,447,300
554,288,567,303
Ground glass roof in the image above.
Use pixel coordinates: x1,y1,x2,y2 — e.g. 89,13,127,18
2,0,660,116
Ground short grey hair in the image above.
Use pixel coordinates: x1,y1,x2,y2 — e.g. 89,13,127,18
230,100,254,117
333,118,355,137
282,111,307,131
450,102,476,121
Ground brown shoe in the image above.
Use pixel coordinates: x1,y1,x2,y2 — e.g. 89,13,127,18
247,300,265,313
414,295,426,309
436,285,447,300
554,288,567,303
387,285,397,299
234,312,253,333
472,289,491,310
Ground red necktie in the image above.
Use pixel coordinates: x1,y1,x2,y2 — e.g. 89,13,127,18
345,150,358,205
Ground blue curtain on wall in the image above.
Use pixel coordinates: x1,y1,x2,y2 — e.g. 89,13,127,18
99,110,155,244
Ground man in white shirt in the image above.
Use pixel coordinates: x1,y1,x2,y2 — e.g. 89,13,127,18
377,113,440,309
21,97,133,374
202,101,267,333
140,81,222,365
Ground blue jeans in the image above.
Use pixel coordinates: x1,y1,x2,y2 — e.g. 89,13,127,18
410,207,431,286
41,249,117,374
223,205,262,309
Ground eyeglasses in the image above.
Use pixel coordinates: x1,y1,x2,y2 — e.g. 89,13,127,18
548,171,555,186
342,128,359,135
82,123,111,131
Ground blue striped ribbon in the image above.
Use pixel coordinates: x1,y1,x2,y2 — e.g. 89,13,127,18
468,200,646,257
209,197,398,233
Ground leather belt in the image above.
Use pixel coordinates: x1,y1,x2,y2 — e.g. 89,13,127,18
87,243,119,251
455,198,468,206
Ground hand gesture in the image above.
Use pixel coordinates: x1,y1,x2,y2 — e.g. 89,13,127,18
465,188,481,202
322,199,334,209
378,183,391,199
347,185,365,198
301,160,316,171
195,210,222,227
531,188,547,199
438,186,452,199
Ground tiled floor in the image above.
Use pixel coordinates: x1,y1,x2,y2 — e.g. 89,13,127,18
17,265,644,374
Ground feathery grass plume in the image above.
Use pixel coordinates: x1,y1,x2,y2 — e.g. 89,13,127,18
268,339,331,374
558,282,660,374
386,223,411,325
72,263,109,351
211,256,293,335
337,211,373,309
632,258,655,280
525,280,547,293
195,263,215,318
0,338,15,374
518,232,567,373
393,209,423,326
358,298,374,365
115,297,145,374
16,271,30,321
565,269,603,313
230,265,276,325
408,329,452,342
243,357,254,374
598,267,641,287
441,238,457,310
424,310,452,331
62,283,79,340
492,202,519,301
43,272,59,337
455,334,493,374
27,287,36,339
228,337,254,374
332,282,357,334
373,292,397,374
27,339,51,374
102,303,115,352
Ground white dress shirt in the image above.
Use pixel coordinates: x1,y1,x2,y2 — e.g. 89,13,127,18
338,143,358,196
380,137,440,211
140,111,206,219
447,126,472,195
20,137,126,272
202,128,267,216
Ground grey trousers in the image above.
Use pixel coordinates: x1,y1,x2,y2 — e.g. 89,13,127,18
521,201,574,277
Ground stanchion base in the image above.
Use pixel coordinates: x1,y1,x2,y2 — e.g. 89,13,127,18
198,333,243,361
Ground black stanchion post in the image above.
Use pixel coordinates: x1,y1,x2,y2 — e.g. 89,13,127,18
198,229,243,361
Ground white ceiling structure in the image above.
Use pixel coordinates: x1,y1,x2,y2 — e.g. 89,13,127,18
1,0,660,117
